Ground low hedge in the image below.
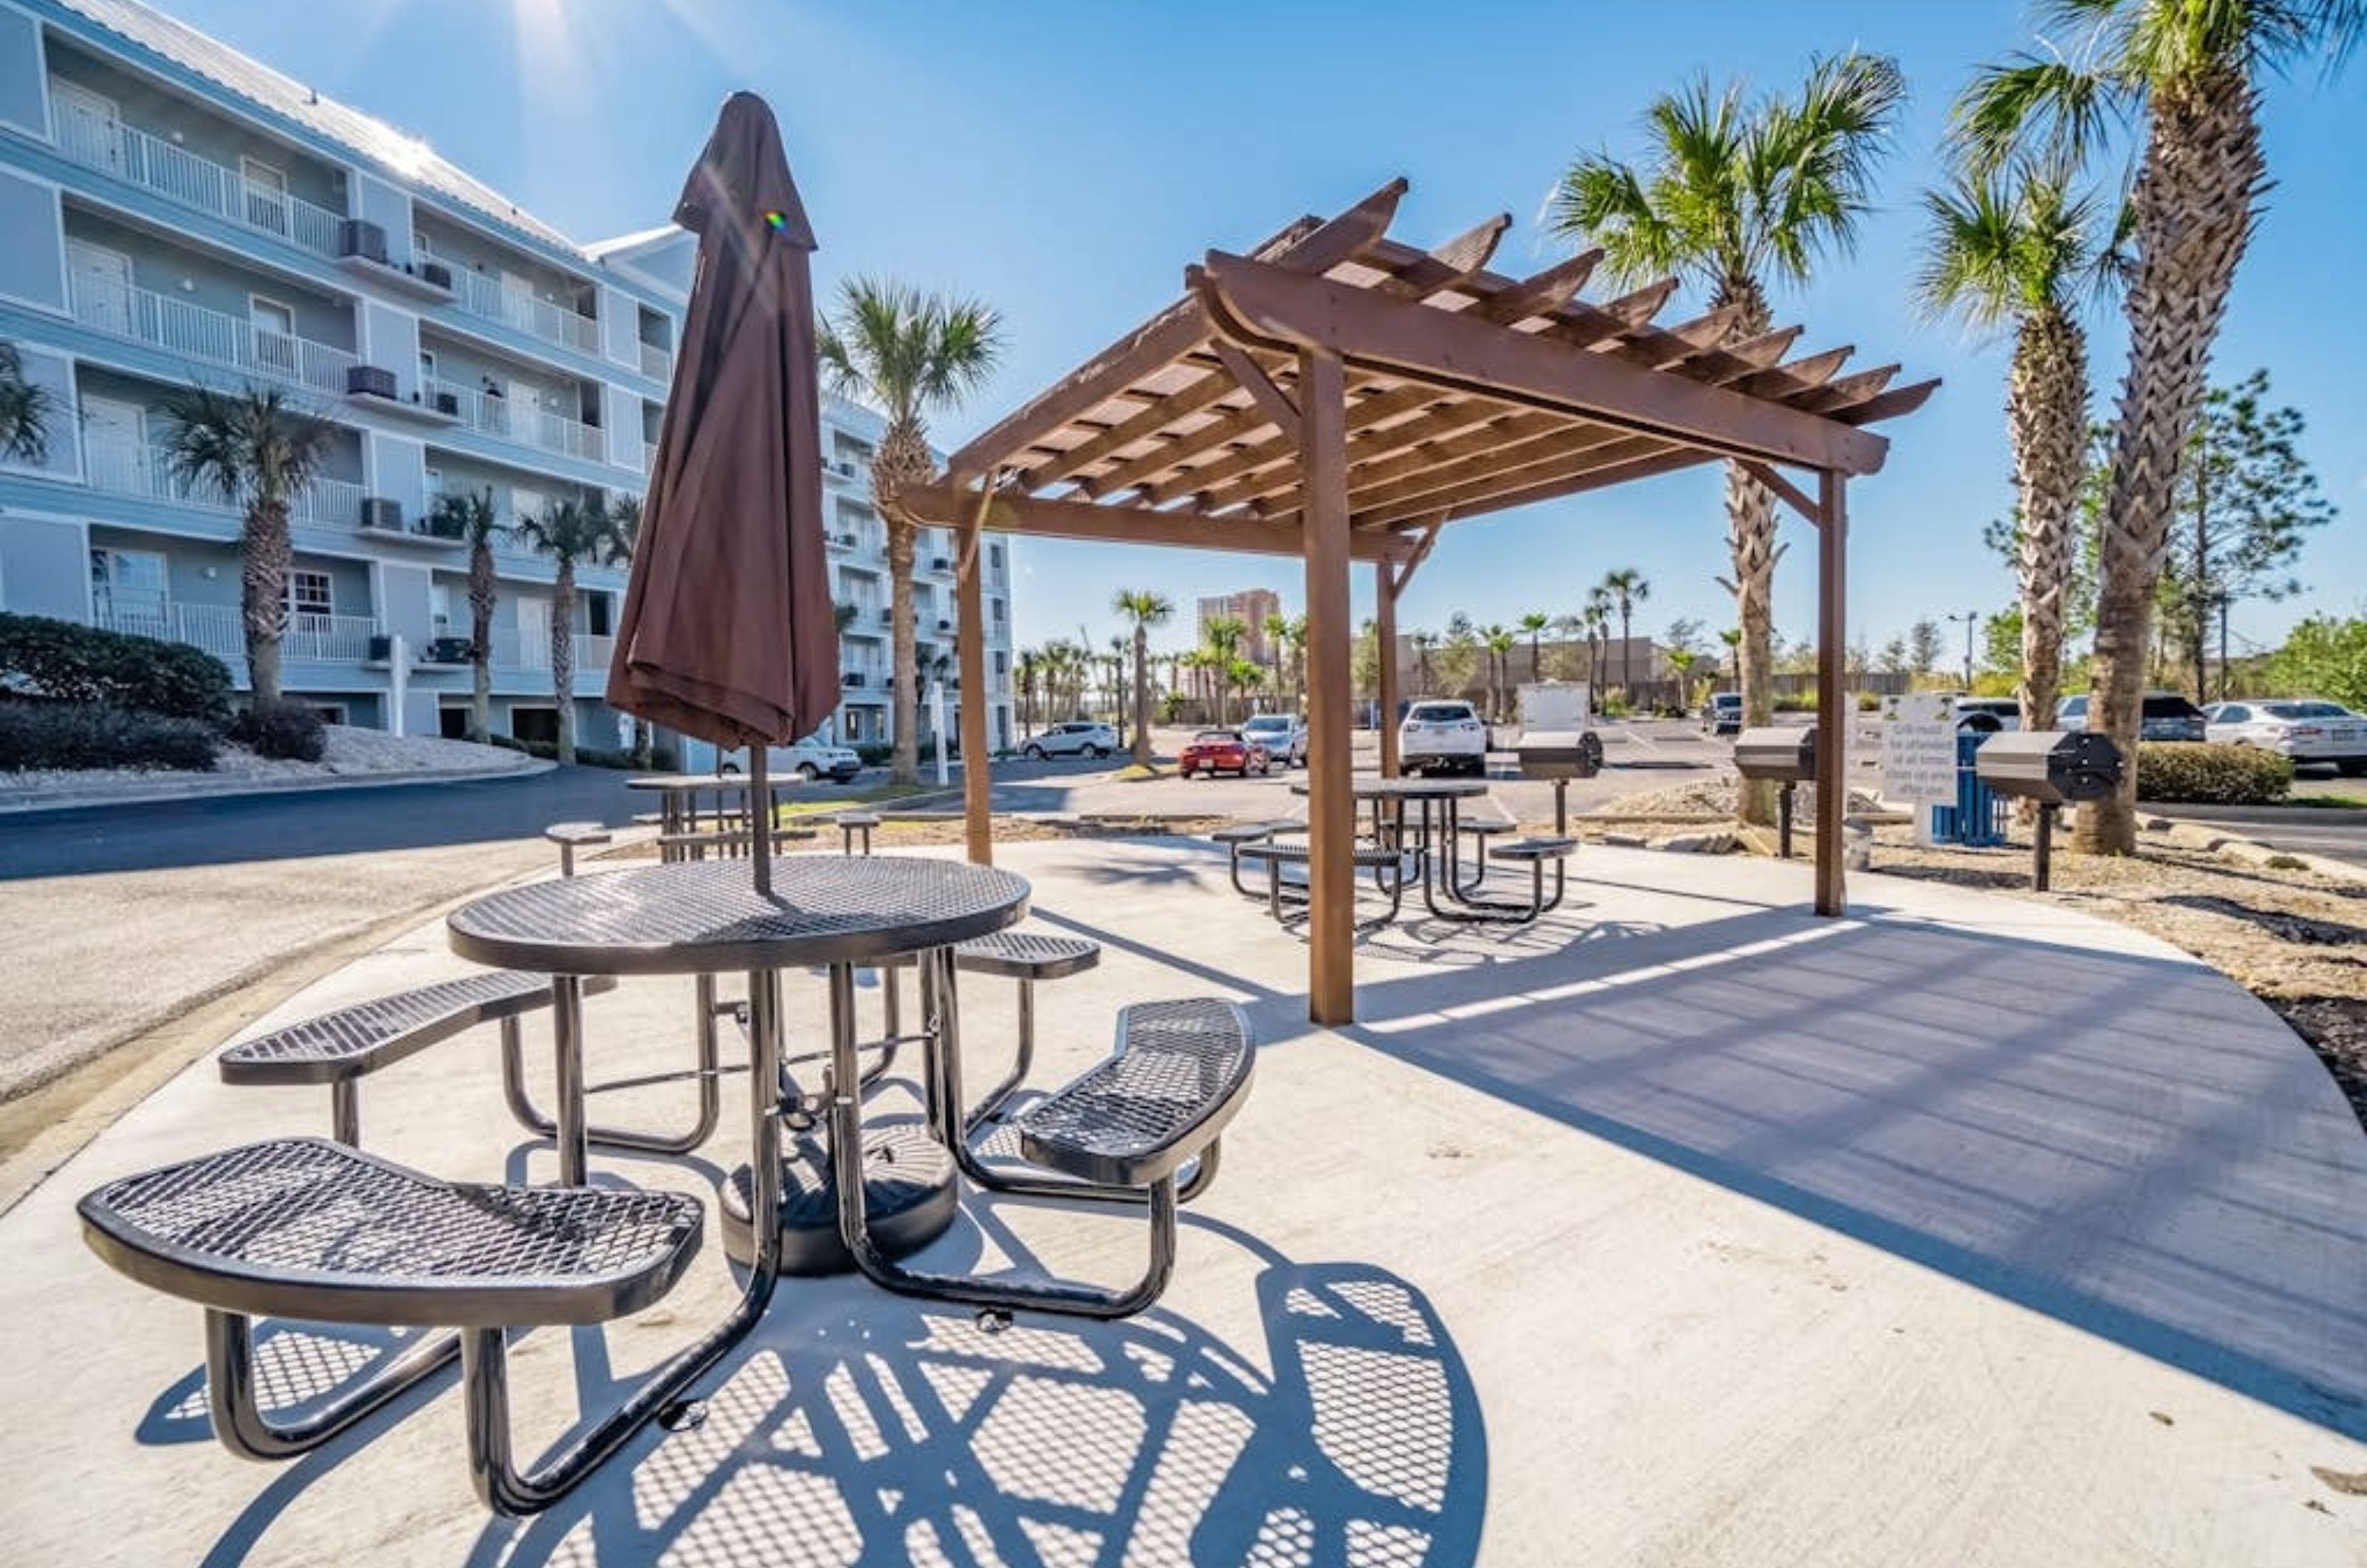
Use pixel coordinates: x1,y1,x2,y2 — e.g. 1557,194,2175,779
229,699,326,763
2134,742,2292,805
0,612,233,726
487,734,676,771
0,700,219,771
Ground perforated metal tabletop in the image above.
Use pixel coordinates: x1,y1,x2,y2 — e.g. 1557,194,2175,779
1289,775,1490,800
448,857,1030,976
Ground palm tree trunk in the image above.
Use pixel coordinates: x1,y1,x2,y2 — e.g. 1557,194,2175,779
1710,278,1780,825
2079,75,2263,854
887,517,919,785
1132,626,1152,766
241,499,291,706
551,564,577,765
468,541,496,743
2013,308,2086,746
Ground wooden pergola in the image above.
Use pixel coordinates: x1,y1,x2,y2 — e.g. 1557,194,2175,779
900,179,1934,1024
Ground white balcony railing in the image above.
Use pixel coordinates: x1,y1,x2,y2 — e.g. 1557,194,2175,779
83,435,365,528
53,93,342,257
644,440,659,472
638,341,672,381
487,628,612,675
416,239,602,355
69,271,356,396
93,602,377,663
424,378,605,463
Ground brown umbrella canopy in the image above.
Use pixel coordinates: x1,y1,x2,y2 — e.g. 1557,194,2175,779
608,92,837,749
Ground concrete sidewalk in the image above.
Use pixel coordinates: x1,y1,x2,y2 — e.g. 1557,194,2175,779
1,840,2360,1565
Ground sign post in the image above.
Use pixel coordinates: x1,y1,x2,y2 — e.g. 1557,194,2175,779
929,680,950,788
1880,693,1957,845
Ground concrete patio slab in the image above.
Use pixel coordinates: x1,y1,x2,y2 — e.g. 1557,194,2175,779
1,838,2360,1566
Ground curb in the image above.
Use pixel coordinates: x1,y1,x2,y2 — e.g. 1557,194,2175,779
0,757,553,814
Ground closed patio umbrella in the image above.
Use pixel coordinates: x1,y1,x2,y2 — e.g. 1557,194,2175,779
608,91,836,894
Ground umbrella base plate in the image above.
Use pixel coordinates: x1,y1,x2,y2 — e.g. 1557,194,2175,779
719,1126,958,1275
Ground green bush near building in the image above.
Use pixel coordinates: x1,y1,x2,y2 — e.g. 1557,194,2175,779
0,613,234,727
229,699,326,763
0,702,220,771
2134,743,2292,805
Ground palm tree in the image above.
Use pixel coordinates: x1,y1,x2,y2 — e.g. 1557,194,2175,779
1599,568,1651,696
430,487,503,742
1202,614,1247,723
1484,624,1517,719
1582,589,1614,695
603,494,652,764
819,277,1003,785
1014,647,1041,737
161,385,337,707
1519,611,1552,688
1917,156,2122,756
1719,626,1743,688
1411,630,1439,696
1551,52,1905,820
1113,589,1174,766
510,494,621,766
1280,613,1309,713
1952,0,2363,853
0,341,52,464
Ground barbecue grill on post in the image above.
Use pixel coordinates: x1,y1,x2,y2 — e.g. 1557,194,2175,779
1971,731,2125,890
1732,727,1816,858
1512,729,1604,833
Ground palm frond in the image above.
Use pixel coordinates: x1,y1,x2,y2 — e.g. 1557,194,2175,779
160,384,337,509
1948,53,2121,175
430,487,502,547
0,340,52,464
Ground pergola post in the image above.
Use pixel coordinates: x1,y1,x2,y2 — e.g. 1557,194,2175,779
1814,469,1848,916
1374,560,1400,778
1300,345,1355,1024
956,483,996,866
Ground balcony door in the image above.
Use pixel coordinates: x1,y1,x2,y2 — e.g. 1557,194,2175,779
90,547,168,640
249,295,297,380
50,80,121,172
79,396,149,500
240,157,289,237
516,597,551,671
66,241,133,337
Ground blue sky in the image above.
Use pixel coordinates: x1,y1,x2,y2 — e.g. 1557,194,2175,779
163,0,2365,661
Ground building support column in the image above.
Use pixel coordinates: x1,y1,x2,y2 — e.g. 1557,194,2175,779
1374,562,1401,777
1814,470,1848,916
1300,346,1354,1024
956,483,996,866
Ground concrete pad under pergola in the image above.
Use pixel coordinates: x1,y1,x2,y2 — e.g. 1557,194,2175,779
902,178,1935,1023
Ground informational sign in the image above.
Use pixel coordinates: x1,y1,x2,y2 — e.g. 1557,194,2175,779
1881,692,1958,846
1517,682,1590,732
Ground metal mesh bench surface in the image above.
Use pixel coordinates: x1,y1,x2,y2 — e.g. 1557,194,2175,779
1236,841,1407,869
1490,837,1578,860
78,1138,703,1328
1211,821,1297,845
950,930,1101,980
1015,999,1252,1187
543,822,612,844
218,971,601,1087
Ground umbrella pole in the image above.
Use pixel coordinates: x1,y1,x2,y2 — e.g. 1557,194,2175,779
750,747,773,896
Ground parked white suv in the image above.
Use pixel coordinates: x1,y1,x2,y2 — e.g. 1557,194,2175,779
1021,721,1118,759
720,736,862,783
1399,700,1488,776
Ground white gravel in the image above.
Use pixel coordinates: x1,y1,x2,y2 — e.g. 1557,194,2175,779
1,724,528,796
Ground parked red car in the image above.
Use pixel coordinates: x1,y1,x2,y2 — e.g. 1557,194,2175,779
1179,729,1272,778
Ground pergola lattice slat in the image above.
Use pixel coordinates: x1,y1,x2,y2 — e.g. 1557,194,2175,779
905,181,1934,1025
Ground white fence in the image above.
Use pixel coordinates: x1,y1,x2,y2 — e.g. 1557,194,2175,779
93,603,378,663
69,271,355,396
416,240,602,355
83,435,365,527
424,377,606,463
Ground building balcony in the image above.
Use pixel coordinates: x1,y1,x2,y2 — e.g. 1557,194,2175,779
69,275,357,397
416,240,602,356
423,377,606,463
51,92,345,258
639,341,672,382
484,628,615,675
94,602,378,663
83,434,366,529
644,440,659,472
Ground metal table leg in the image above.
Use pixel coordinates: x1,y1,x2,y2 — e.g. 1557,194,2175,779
550,976,588,1185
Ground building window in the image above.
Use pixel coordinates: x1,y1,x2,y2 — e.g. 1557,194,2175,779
587,592,613,637
988,543,1004,570
990,597,1006,624
286,570,334,619
90,548,168,626
428,584,453,633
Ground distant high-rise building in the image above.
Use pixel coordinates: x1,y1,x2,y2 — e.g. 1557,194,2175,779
1197,588,1284,664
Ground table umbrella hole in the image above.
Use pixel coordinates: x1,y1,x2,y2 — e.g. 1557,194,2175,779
658,1400,709,1433
976,1308,1013,1335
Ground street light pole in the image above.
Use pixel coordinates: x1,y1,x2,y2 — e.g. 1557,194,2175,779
1945,610,1979,689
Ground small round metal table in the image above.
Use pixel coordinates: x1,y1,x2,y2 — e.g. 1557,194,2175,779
448,856,1029,1274
1289,774,1540,922
626,773,796,861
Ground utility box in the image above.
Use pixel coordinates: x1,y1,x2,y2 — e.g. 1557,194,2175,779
1733,726,1817,783
1973,731,2123,805
1513,731,1604,780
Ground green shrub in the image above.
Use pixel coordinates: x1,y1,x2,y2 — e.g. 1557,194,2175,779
0,612,233,726
229,699,327,762
2134,742,2292,805
854,742,895,766
0,700,219,771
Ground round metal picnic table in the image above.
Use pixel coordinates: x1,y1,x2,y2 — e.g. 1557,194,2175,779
448,856,1028,1262
626,772,799,860
1287,774,1533,922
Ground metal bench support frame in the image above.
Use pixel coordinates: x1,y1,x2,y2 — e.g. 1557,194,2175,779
828,954,1188,1319
499,978,725,1167
203,1308,459,1461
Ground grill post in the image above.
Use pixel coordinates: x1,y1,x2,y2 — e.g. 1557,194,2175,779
1777,783,1796,861
2034,803,2056,892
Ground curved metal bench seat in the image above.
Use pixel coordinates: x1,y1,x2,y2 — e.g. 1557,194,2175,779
1014,998,1253,1188
1489,836,1578,860
947,929,1102,981
1234,840,1411,930
79,1138,703,1328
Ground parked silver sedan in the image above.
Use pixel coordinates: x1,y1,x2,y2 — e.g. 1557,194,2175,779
2204,699,2367,774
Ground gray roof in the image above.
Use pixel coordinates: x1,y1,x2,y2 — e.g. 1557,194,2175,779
55,0,586,255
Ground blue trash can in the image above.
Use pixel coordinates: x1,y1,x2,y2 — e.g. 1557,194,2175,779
1932,729,2007,846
